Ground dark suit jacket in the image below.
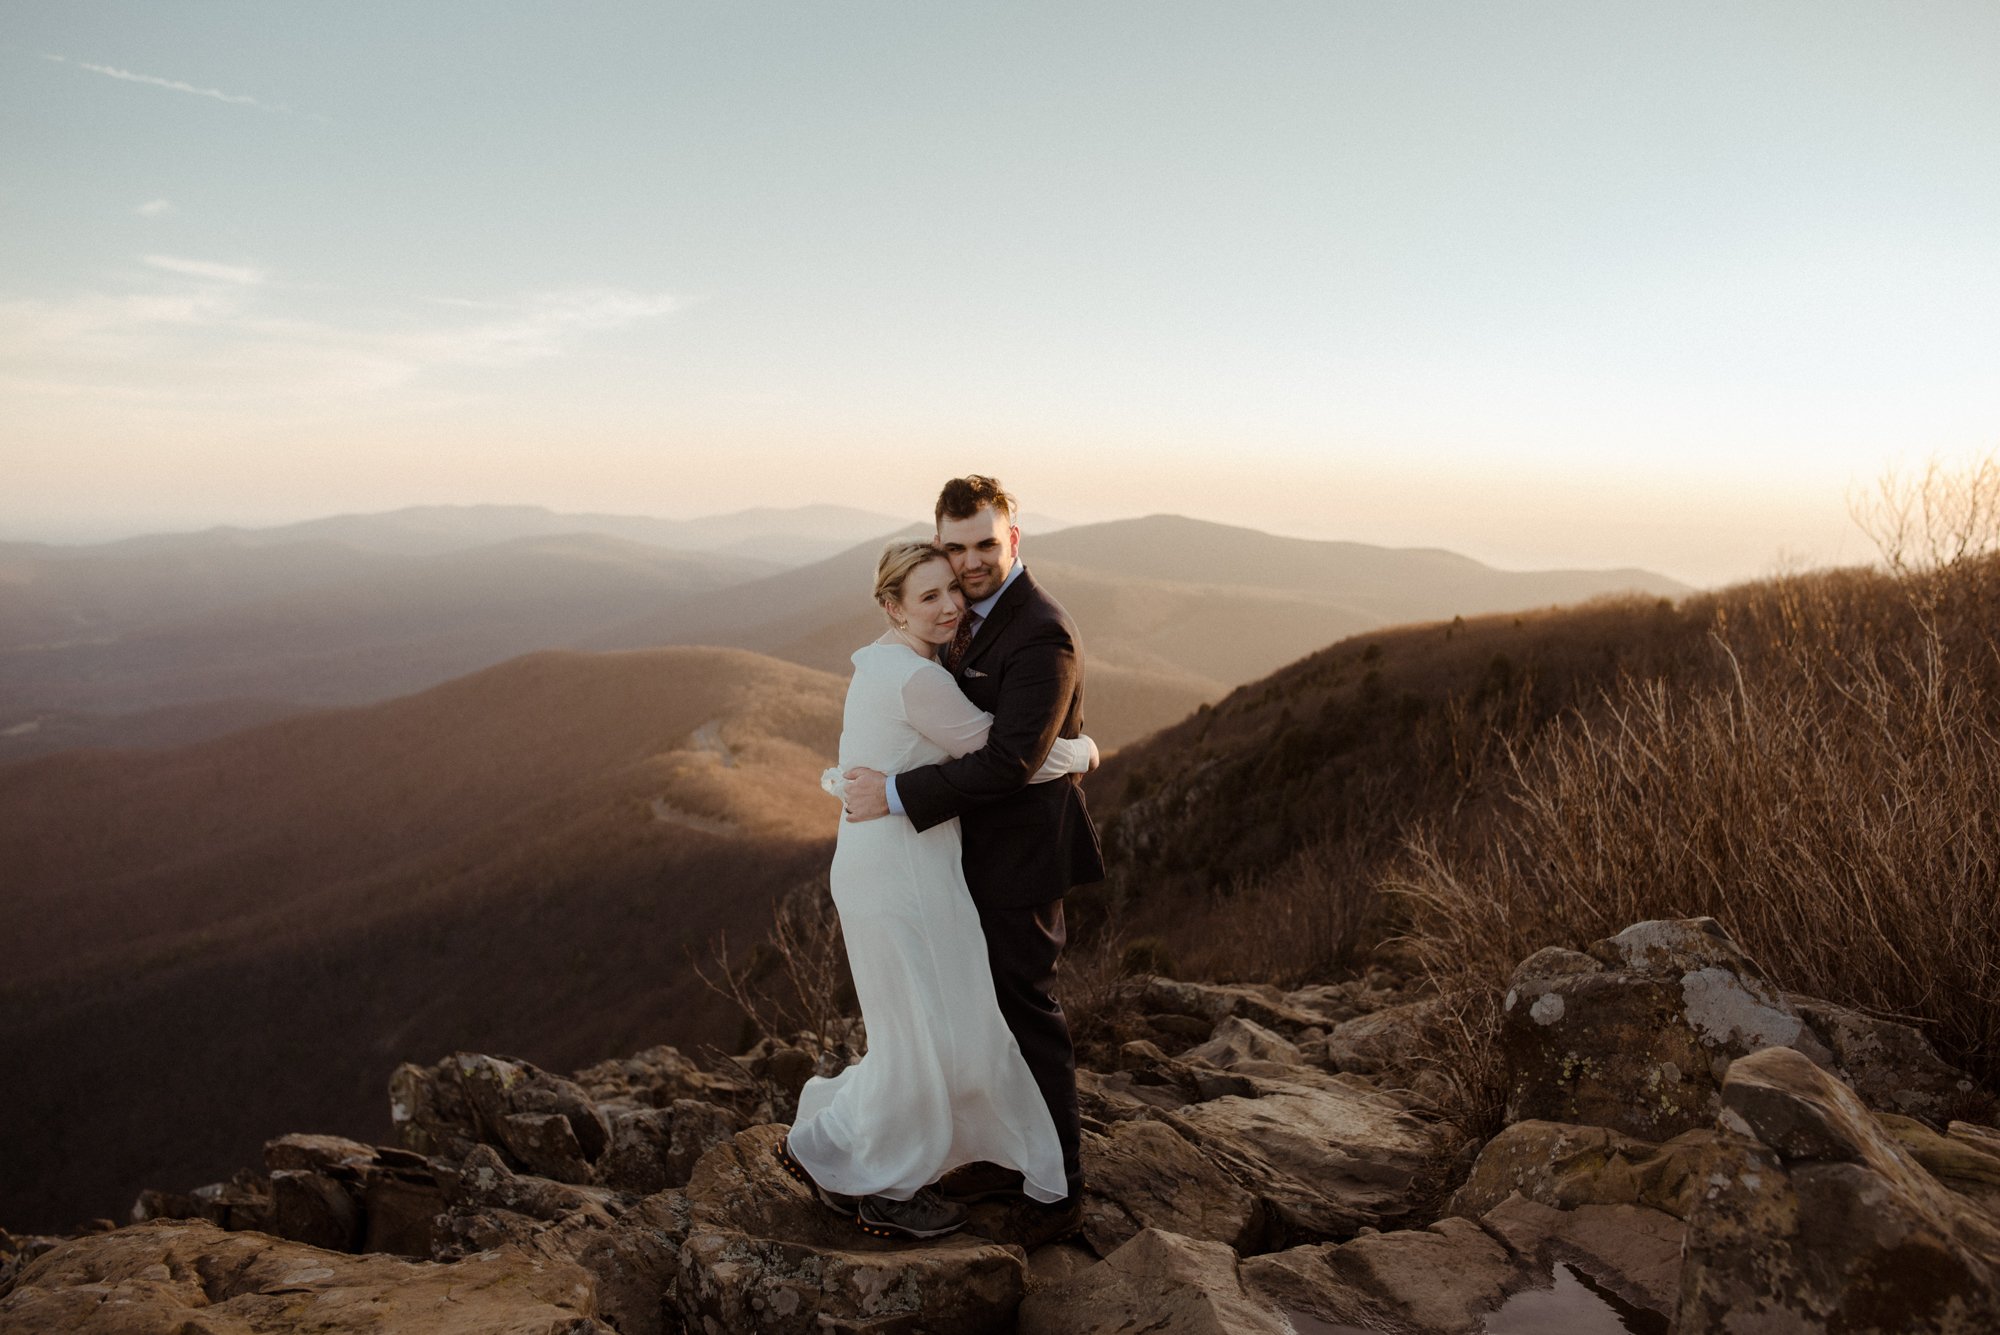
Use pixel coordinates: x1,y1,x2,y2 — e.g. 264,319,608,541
896,565,1106,909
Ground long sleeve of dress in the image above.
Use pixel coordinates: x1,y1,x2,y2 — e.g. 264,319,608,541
901,663,1092,782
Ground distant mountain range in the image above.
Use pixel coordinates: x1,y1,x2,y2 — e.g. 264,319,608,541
0,505,1688,762
0,502,1694,1232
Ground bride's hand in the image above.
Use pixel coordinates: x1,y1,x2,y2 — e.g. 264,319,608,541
842,767,890,821
1084,735,1101,771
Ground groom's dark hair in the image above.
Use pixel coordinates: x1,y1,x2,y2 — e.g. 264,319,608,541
935,475,1017,528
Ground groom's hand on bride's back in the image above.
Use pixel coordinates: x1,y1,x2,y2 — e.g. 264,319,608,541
842,767,890,821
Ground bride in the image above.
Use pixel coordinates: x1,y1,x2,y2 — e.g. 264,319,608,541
778,539,1098,1240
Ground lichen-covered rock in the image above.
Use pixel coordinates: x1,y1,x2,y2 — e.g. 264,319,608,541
1078,1118,1264,1255
0,1218,609,1334
1502,917,1833,1139
1679,1044,2000,1333
1448,1118,1721,1220
1018,1227,1291,1335
1153,1069,1434,1243
669,1124,1027,1334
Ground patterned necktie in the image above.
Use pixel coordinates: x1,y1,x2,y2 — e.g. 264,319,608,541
945,611,981,671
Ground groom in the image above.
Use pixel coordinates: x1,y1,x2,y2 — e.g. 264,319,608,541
841,474,1104,1211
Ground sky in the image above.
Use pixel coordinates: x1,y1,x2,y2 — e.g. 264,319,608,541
4,2,1997,586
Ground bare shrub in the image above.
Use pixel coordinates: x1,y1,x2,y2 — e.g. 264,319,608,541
1170,830,1386,986
692,871,860,1070
1062,918,1144,1069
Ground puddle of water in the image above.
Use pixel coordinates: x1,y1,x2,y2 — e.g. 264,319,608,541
1281,1312,1380,1335
1478,1261,1670,1335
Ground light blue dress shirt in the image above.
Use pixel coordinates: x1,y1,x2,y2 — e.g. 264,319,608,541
883,560,1026,817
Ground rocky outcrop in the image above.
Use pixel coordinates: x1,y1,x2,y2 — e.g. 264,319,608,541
9,922,1996,1335
389,1050,745,1193
0,1218,608,1333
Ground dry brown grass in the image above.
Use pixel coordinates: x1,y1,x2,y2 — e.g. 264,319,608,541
1392,458,2000,1133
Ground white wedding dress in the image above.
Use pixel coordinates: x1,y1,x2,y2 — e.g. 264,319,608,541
788,635,1089,1204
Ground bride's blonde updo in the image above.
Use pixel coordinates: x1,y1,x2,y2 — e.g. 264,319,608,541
874,539,948,625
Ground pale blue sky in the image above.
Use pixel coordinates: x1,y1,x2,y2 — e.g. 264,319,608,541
5,2,1997,583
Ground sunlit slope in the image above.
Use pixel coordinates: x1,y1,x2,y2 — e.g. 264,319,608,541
0,646,845,1232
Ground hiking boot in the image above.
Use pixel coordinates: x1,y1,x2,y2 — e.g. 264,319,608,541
775,1136,859,1219
936,1161,1026,1204
1032,1190,1085,1239
855,1187,968,1240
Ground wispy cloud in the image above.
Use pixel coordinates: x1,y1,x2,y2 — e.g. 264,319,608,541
42,53,289,113
135,199,175,218
143,254,266,285
0,264,685,404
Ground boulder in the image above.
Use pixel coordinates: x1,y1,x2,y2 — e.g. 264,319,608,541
389,1051,611,1183
1180,1016,1302,1073
1448,1118,1720,1220
1502,918,1832,1139
1077,1118,1264,1255
1153,1069,1434,1243
131,1169,274,1235
599,1098,744,1193
1241,1194,1681,1333
0,1218,609,1334
261,1131,377,1174
429,1144,682,1335
1319,998,1440,1077
268,1168,362,1252
1789,994,1979,1123
1679,1044,2000,1333
1876,1114,2000,1216
1241,1215,1528,1333
1480,1195,1682,1319
668,1124,1028,1334
1017,1227,1291,1335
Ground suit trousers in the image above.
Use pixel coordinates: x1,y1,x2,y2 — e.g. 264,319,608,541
976,897,1082,1194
